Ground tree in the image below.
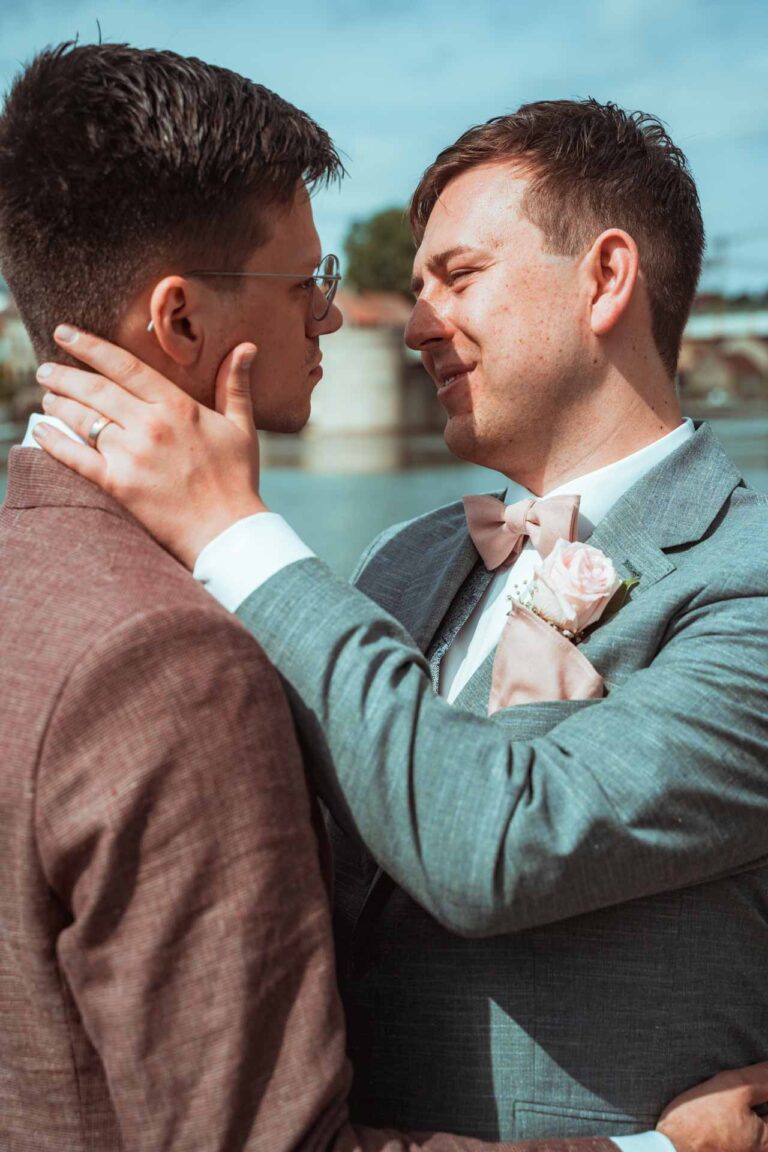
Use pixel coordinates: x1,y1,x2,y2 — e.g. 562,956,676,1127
343,207,415,296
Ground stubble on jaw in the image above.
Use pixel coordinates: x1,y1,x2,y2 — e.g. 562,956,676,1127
444,357,606,492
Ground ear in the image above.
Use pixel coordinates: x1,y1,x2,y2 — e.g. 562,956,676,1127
147,275,209,367
584,229,639,337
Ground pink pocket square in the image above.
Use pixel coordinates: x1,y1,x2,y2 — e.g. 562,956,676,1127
488,601,604,715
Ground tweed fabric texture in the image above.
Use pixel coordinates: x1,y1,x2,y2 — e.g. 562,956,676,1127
237,423,768,1142
426,562,495,689
2,449,592,1152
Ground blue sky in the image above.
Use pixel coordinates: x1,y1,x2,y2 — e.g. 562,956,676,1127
1,0,766,293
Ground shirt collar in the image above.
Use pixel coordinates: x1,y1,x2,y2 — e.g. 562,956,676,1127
21,412,87,448
504,418,696,541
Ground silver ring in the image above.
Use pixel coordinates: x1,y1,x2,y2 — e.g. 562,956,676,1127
87,416,111,448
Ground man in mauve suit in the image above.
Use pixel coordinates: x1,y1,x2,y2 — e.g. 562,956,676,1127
34,99,768,1150
5,41,743,1152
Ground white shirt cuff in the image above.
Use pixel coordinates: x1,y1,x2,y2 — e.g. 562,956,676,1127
193,512,314,613
612,1133,676,1152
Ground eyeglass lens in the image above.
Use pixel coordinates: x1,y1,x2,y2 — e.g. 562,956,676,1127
313,254,340,319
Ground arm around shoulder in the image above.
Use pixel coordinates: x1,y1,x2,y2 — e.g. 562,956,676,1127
237,559,768,937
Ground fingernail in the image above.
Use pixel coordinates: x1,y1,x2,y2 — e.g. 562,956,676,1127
32,422,48,440
54,324,78,344
41,391,54,409
37,363,54,380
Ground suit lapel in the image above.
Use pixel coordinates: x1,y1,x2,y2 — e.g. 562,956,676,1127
620,421,744,551
585,505,675,592
419,530,485,655
442,423,745,714
426,562,495,689
453,504,677,718
356,497,496,656
584,422,743,597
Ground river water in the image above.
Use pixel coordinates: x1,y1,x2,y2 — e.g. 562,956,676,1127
264,417,768,574
3,417,767,577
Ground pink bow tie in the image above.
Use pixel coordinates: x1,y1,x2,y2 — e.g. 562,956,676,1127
463,492,581,570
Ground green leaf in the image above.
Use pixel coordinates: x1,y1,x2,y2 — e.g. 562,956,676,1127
603,577,640,619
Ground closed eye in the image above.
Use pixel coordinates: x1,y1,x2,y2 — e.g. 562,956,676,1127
446,268,475,286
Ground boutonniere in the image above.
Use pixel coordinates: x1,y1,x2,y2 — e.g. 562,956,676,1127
514,539,638,644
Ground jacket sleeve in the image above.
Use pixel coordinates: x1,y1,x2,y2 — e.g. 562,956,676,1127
236,558,768,938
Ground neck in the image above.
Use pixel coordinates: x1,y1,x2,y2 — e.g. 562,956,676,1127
506,370,682,496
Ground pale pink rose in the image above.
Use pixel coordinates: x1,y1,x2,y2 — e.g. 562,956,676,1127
529,539,622,635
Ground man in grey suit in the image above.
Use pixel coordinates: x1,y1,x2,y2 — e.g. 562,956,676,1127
36,99,768,1149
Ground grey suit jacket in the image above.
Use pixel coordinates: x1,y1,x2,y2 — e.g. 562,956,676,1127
237,423,768,1141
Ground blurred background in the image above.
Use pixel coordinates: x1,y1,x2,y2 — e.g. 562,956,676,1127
1,0,766,573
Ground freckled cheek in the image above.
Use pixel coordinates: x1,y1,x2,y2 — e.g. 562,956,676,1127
480,288,544,339
465,304,509,353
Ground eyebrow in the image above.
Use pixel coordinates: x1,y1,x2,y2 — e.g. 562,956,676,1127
296,249,323,273
410,245,489,294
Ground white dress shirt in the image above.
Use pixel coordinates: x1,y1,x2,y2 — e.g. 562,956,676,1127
613,1138,675,1151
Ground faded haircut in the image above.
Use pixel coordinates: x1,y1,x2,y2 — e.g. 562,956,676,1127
0,42,343,358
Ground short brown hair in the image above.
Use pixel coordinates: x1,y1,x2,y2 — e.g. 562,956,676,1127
0,43,343,358
410,99,704,376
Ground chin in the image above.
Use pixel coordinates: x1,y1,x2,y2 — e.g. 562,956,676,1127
443,414,485,466
257,404,312,435
444,417,515,474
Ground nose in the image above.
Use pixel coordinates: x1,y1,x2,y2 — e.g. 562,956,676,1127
404,297,453,351
309,297,343,337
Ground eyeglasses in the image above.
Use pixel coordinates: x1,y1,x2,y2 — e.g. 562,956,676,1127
182,252,342,321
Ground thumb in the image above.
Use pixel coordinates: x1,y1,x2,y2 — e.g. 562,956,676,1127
214,342,258,434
